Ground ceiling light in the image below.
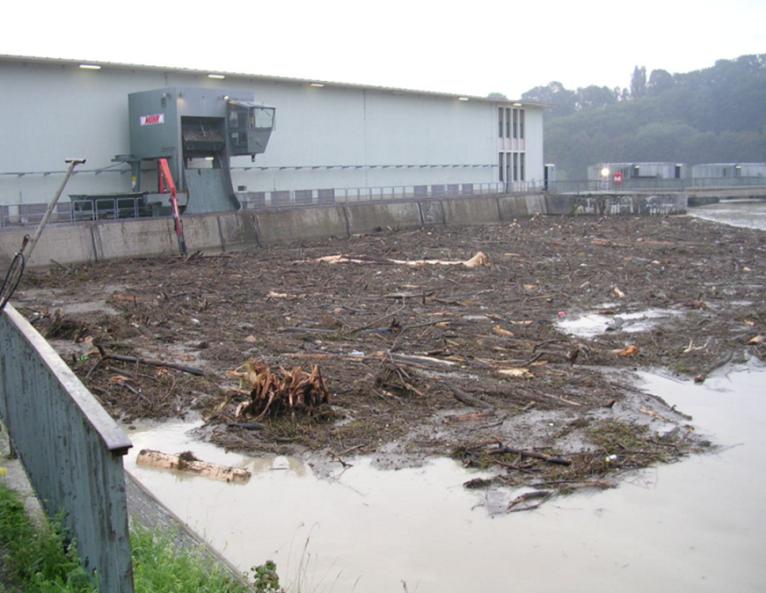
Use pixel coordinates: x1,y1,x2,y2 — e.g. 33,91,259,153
208,73,225,79
458,97,469,101
309,82,325,88
79,64,101,70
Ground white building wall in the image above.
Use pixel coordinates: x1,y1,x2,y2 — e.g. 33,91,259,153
0,58,542,206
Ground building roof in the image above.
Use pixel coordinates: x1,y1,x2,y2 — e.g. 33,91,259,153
0,53,542,109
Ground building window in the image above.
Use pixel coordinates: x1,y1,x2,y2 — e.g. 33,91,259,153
513,153,518,182
520,109,525,139
505,108,510,138
499,152,504,182
520,153,526,181
498,108,504,138
512,109,518,139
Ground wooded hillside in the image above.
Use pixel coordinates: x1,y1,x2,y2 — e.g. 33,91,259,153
520,55,766,178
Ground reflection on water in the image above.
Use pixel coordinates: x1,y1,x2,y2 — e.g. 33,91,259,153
125,362,766,593
690,200,766,230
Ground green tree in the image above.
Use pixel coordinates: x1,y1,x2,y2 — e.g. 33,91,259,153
524,54,766,178
630,66,647,99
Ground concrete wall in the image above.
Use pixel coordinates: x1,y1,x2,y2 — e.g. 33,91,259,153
0,192,687,269
0,57,544,206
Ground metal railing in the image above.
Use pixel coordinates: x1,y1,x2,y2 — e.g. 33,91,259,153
70,197,147,222
239,181,544,210
1,181,544,227
0,305,134,593
550,176,766,194
3,176,764,228
0,197,149,228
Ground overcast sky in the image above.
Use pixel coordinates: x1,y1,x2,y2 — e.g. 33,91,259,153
2,0,764,98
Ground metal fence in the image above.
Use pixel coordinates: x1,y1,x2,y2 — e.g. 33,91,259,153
551,176,766,194
3,176,766,229
0,305,134,593
0,197,149,229
239,181,543,210
0,181,543,227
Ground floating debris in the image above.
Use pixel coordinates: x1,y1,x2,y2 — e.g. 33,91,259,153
136,448,251,483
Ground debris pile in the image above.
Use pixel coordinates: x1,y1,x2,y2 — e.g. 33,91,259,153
15,214,765,509
227,359,330,420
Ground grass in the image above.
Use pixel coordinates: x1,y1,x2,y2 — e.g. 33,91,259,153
0,483,277,593
0,484,94,593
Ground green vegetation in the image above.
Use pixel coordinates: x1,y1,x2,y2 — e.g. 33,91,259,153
0,483,278,593
0,484,95,593
521,54,766,178
130,526,253,593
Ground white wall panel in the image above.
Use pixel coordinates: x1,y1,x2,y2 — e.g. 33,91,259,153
0,59,542,205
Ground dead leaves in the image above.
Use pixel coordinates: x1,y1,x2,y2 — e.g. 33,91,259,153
612,345,639,357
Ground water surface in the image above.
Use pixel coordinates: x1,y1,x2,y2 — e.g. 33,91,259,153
690,199,766,230
125,363,766,592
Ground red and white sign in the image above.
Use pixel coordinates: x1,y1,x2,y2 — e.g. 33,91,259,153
140,113,165,126
613,171,623,184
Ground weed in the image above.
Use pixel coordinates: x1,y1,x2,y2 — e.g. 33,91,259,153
251,561,281,593
130,525,252,592
0,483,272,592
0,485,94,593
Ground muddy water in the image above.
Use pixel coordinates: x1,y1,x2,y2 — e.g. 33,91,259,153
690,199,766,230
125,362,766,593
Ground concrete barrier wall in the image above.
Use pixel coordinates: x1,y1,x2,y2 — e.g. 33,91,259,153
345,202,422,235
0,223,95,268
441,195,500,226
255,206,348,246
545,193,687,216
94,218,176,260
0,192,688,268
180,215,222,252
419,200,445,226
496,194,547,220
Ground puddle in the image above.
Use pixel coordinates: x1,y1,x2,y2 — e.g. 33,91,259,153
556,308,681,338
125,362,766,593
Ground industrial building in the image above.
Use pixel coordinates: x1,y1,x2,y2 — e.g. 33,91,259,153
690,163,766,179
0,55,544,217
587,162,687,182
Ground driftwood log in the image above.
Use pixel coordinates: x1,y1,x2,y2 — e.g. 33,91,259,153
136,449,251,483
